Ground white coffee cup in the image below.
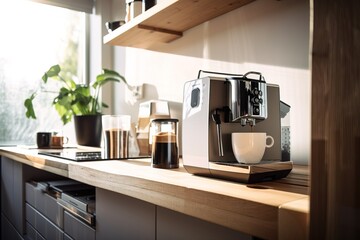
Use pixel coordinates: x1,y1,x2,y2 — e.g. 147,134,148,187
231,132,274,164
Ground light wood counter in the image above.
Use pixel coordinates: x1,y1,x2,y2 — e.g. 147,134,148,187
0,146,69,177
0,147,309,240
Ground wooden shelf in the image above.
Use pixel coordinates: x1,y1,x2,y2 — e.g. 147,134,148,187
104,0,255,49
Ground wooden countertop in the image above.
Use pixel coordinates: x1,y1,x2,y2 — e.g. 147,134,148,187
0,147,309,240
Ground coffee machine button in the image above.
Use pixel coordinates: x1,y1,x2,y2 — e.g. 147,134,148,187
252,97,260,104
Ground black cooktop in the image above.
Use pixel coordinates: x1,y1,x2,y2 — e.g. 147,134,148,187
38,151,150,162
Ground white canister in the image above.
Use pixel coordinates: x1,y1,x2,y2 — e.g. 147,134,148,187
126,0,143,22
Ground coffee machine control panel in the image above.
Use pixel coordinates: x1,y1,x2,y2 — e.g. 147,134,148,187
227,74,268,126
250,82,264,116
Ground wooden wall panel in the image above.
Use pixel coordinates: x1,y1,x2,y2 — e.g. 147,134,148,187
310,0,360,239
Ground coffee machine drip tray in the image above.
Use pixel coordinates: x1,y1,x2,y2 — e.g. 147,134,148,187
208,161,293,183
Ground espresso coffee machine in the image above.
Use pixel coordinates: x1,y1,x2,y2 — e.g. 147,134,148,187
182,71,292,183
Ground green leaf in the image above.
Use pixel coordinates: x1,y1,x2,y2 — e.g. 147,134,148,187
67,79,77,90
54,100,73,125
74,85,91,96
58,87,71,96
102,102,109,108
46,65,61,77
93,69,127,89
42,65,61,83
24,93,37,119
42,73,48,83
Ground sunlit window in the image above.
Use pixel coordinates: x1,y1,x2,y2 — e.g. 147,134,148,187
0,0,87,145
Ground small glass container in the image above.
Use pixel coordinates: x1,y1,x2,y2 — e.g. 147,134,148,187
151,119,179,169
102,115,131,159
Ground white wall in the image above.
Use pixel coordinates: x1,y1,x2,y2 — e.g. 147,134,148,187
109,0,311,165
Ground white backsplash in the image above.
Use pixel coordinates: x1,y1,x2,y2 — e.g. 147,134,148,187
111,0,311,165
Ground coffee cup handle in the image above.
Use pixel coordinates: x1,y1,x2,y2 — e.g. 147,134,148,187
64,137,69,144
266,135,274,148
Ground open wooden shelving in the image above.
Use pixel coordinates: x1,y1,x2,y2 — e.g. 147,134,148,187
103,0,255,49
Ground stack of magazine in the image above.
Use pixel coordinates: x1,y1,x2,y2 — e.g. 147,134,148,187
38,180,96,226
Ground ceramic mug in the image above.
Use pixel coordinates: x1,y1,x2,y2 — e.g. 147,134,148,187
51,135,69,148
36,132,52,148
231,132,274,164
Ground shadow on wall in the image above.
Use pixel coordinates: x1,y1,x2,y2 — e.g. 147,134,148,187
141,85,182,121
125,84,183,139
142,83,159,100
168,101,183,155
134,84,183,154
150,0,310,70
140,84,183,136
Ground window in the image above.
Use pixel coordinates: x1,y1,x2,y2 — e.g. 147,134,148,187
0,0,88,145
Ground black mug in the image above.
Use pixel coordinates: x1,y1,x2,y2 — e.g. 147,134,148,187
36,132,52,148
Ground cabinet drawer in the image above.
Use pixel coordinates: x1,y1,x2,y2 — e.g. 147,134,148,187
25,182,64,228
26,203,64,240
25,221,45,240
64,233,74,240
64,211,95,240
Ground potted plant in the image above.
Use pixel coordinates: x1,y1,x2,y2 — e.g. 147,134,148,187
24,64,127,147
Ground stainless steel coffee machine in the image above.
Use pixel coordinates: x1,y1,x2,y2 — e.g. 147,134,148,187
182,71,292,183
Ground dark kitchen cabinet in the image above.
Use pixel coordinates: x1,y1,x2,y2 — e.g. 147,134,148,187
1,156,23,239
1,156,251,240
64,211,95,240
25,203,64,240
25,182,64,229
156,206,251,240
96,188,251,240
96,188,156,239
25,179,95,240
1,157,68,240
1,214,23,240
